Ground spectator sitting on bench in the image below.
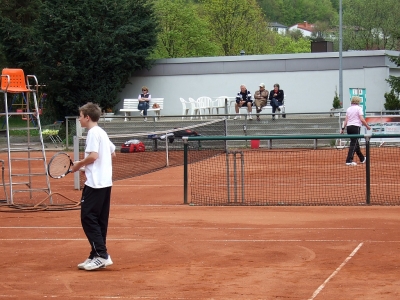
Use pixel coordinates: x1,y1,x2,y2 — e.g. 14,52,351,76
234,84,253,120
253,83,269,122
138,86,151,121
269,83,284,120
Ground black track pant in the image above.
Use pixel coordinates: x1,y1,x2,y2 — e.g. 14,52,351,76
345,125,365,163
81,185,112,259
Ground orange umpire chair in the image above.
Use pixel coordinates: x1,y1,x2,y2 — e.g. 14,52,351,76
1,68,52,204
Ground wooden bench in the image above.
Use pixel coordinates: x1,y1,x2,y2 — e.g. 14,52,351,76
120,98,164,121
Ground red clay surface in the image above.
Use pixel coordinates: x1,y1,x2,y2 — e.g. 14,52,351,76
0,151,400,299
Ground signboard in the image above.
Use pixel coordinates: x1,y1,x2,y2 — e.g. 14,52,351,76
363,116,400,143
349,88,366,117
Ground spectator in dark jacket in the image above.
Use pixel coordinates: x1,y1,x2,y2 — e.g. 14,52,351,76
138,86,151,121
234,84,253,120
269,83,284,120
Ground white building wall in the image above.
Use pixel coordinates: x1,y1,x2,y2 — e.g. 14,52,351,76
117,51,400,115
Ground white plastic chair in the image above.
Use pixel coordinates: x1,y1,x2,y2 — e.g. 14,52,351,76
212,96,228,115
197,96,213,118
180,98,190,119
189,97,201,119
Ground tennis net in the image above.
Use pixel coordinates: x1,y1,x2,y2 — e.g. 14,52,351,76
184,134,400,206
75,118,227,189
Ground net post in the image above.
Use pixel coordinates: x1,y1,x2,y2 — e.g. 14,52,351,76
165,131,169,167
240,151,245,203
224,118,228,153
365,133,371,205
233,152,237,202
183,137,188,204
226,152,231,203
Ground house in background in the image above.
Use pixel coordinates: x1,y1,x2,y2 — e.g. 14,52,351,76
268,22,287,34
288,21,315,37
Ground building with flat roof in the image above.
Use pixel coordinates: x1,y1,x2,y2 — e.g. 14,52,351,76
117,50,400,116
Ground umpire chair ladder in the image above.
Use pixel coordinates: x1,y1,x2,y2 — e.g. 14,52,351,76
0,68,52,204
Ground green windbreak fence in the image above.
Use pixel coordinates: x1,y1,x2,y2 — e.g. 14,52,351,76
183,134,400,206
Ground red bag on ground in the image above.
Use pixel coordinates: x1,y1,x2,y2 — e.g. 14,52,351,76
120,139,145,153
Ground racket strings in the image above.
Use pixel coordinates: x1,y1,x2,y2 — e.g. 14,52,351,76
49,155,72,177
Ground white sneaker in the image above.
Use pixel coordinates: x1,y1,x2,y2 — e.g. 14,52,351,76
248,115,253,120
361,157,366,164
140,110,143,116
144,117,147,122
83,255,113,271
104,255,113,267
233,116,241,120
346,162,357,166
77,258,92,270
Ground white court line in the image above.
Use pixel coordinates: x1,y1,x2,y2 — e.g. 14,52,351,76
0,226,390,230
0,295,176,299
0,226,130,229
0,238,398,243
0,238,157,241
308,242,364,300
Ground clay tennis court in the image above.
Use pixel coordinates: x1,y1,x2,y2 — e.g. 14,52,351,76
1,150,400,299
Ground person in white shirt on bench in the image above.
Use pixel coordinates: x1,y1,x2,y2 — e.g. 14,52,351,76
138,86,151,121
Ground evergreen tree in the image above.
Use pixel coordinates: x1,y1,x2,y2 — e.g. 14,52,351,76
0,0,41,71
33,0,158,117
0,0,158,118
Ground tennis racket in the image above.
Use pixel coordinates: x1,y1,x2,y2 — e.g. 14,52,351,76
48,152,74,179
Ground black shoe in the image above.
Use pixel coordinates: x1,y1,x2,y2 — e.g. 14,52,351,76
272,116,275,120
277,107,281,112
257,117,261,121
282,114,286,118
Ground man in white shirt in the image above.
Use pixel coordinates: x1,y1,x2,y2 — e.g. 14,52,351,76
71,102,116,270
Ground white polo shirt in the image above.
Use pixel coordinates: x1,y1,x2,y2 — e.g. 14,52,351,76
84,125,115,188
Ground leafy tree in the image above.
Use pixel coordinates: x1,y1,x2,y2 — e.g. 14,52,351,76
311,21,331,41
342,0,400,50
329,0,339,12
201,0,272,56
384,55,400,111
387,55,400,95
270,33,311,54
33,0,158,117
257,0,336,27
152,0,219,58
